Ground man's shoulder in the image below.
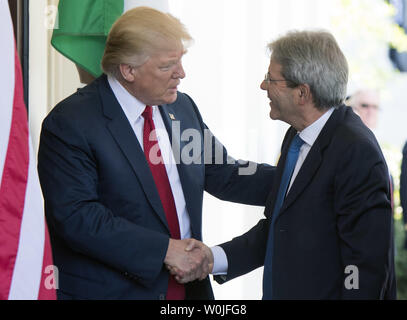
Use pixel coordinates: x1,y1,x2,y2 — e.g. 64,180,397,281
46,78,105,123
321,107,385,169
42,79,108,137
333,106,379,148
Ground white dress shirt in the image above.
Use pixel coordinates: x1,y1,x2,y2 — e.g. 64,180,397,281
213,107,335,276
107,76,192,239
287,107,335,193
108,77,229,275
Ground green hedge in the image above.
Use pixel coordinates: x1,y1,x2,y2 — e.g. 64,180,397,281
395,217,407,299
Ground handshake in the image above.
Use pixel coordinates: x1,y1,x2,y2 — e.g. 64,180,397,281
164,238,214,284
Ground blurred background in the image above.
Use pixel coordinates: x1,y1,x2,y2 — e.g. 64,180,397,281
13,0,407,299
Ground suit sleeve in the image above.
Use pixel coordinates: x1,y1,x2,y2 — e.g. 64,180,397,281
334,139,393,299
212,129,295,284
183,94,276,206
38,112,169,288
401,142,407,225
204,129,276,206
213,218,269,284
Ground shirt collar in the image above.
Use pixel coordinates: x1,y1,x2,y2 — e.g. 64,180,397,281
107,75,157,123
298,107,335,147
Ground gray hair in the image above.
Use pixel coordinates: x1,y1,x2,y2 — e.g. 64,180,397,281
268,30,348,110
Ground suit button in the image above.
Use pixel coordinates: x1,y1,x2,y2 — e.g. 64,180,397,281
159,294,166,300
124,272,129,277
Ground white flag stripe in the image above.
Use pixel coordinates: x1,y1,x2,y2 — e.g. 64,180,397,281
8,137,45,300
124,0,169,13
0,0,15,185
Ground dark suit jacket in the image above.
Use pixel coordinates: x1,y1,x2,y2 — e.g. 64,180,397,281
216,106,396,299
37,75,275,300
401,142,407,225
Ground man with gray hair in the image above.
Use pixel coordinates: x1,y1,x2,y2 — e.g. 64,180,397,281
206,30,395,299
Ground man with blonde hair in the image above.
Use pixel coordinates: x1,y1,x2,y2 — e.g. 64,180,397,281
37,7,274,300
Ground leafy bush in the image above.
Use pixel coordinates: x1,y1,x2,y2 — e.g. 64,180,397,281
395,217,407,299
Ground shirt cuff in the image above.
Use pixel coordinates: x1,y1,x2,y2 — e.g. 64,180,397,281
210,246,228,275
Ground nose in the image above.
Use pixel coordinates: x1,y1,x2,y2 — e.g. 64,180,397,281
173,61,186,79
260,80,267,91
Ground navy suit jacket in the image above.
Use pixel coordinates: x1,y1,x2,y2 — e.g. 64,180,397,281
37,75,275,300
216,106,396,299
400,142,407,225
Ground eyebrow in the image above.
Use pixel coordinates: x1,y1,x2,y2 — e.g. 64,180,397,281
160,51,187,65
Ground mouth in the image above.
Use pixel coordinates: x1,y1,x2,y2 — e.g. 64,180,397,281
169,83,180,92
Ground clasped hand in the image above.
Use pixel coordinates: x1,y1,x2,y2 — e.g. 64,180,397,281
164,238,214,284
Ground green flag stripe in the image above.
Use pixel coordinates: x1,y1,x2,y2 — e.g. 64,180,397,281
51,0,124,77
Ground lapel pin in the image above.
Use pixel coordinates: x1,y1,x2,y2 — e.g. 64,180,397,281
169,113,176,120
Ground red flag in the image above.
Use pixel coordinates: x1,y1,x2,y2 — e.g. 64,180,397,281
0,1,56,300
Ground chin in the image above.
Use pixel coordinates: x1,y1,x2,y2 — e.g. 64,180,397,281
166,93,178,104
155,95,177,106
269,111,277,120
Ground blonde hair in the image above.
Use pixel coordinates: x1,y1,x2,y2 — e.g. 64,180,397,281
101,7,193,78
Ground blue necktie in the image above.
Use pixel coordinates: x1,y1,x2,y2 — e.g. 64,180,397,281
263,134,305,300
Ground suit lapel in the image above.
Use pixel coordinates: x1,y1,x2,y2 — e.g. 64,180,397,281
270,107,345,221
98,76,170,232
159,103,182,165
281,141,323,211
264,128,296,219
159,102,202,239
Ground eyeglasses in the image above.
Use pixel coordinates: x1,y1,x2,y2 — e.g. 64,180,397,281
264,73,296,85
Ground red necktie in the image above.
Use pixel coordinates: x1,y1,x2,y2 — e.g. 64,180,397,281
142,105,185,300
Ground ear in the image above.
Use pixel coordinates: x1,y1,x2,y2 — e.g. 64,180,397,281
119,64,136,82
296,84,311,105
